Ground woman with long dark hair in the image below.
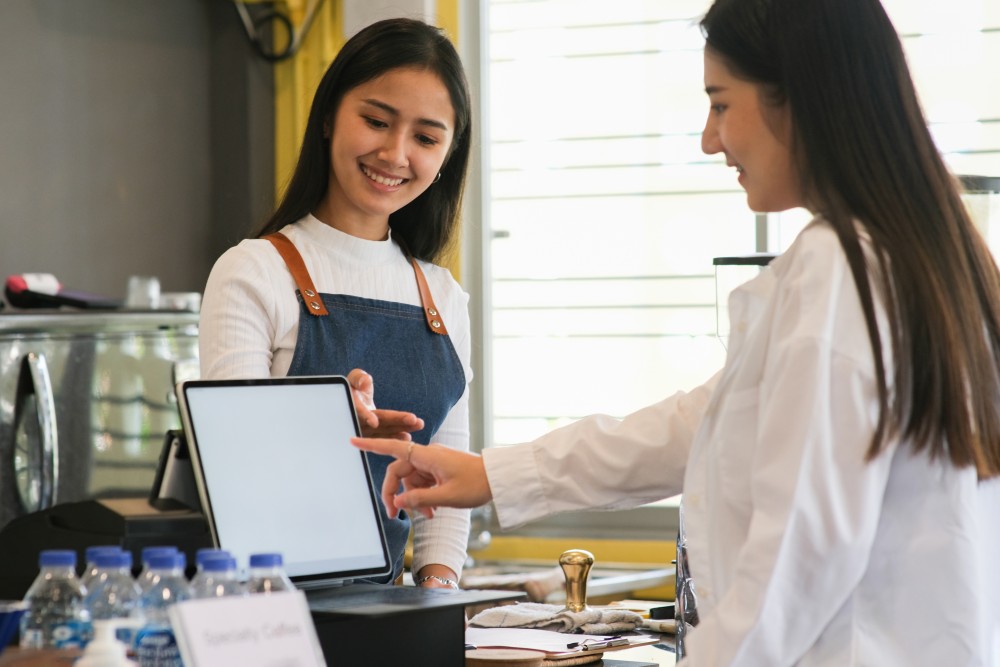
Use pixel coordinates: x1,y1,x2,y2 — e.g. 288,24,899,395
200,18,473,589
354,0,1000,662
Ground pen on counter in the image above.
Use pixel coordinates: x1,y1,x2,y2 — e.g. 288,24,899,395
567,637,630,651
567,636,616,649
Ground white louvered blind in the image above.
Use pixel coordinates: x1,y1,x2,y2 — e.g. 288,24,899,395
487,1,739,450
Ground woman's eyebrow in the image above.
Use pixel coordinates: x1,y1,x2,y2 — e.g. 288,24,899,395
361,98,449,131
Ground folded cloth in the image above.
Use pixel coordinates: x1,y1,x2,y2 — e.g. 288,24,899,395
468,602,644,635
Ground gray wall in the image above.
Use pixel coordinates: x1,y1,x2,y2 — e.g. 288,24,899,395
0,0,274,300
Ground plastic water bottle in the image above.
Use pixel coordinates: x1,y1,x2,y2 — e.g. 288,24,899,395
19,549,91,649
85,550,143,648
188,549,230,597
190,556,244,599
136,546,179,594
135,552,190,667
191,548,233,597
246,553,294,594
81,546,124,591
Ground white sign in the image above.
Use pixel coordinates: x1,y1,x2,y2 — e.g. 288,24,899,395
169,592,325,667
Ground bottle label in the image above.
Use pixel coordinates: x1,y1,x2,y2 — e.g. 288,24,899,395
50,620,89,648
20,620,89,649
135,626,183,666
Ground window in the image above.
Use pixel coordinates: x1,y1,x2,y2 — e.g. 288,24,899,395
466,0,1000,539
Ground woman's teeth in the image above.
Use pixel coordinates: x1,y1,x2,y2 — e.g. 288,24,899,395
362,165,405,186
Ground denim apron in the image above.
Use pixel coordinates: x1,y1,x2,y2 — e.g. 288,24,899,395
266,232,466,582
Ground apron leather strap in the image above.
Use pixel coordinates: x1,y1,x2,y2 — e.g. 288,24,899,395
263,230,448,335
264,232,329,316
409,257,448,336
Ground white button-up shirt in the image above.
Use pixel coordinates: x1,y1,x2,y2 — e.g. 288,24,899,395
485,219,1000,666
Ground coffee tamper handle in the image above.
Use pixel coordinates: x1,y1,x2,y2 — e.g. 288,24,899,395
559,549,594,613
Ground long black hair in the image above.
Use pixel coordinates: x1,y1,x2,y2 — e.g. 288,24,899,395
702,0,1000,479
255,18,471,263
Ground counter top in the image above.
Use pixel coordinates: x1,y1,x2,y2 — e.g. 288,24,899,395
0,310,198,334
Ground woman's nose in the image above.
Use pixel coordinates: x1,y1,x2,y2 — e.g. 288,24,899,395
378,131,407,166
701,116,721,155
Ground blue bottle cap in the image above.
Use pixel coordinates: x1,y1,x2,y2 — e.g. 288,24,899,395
196,549,232,567
202,556,237,573
94,551,132,569
39,550,76,567
141,546,179,564
249,553,283,568
85,545,122,563
147,552,186,571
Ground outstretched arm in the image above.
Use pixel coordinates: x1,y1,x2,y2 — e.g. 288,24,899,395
354,372,719,527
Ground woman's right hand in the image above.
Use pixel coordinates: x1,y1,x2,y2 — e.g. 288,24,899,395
350,437,493,518
347,369,424,440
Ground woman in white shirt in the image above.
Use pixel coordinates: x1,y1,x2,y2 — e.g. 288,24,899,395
355,0,1000,664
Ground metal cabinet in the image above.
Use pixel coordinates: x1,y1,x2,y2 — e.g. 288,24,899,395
0,312,199,530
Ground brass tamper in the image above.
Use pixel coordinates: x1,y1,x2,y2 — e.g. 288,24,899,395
559,549,594,612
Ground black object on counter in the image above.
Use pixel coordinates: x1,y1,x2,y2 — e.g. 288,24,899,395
4,274,121,309
0,498,213,600
649,602,675,620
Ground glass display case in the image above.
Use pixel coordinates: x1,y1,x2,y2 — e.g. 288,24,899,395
0,311,199,530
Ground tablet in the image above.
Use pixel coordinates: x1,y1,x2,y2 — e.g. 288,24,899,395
175,376,392,585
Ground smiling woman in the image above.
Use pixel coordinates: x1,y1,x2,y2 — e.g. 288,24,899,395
197,18,476,592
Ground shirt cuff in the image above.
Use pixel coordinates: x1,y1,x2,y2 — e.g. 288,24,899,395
483,444,549,529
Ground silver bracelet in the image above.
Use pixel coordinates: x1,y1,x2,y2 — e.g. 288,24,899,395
416,574,459,588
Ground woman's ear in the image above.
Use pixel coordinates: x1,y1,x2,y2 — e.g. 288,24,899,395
323,116,333,139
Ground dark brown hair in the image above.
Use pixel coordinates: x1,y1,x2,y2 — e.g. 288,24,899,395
702,0,1000,479
255,18,471,263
